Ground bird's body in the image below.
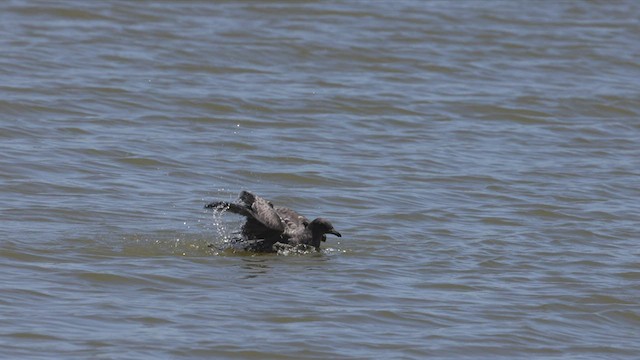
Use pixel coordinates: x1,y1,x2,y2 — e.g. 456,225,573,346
205,191,341,252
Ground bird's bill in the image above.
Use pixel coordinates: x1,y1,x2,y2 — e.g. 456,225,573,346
329,229,342,237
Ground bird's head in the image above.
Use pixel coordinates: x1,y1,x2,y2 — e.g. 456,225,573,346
309,218,341,238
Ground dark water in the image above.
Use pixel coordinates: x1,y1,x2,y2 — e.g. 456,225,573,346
2,1,640,358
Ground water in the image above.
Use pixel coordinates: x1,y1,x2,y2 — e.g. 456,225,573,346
2,1,639,358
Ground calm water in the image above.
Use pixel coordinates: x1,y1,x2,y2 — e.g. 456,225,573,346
2,1,640,359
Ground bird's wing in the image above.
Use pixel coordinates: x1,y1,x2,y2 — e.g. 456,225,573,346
240,191,285,232
205,201,252,217
205,191,285,232
275,207,309,235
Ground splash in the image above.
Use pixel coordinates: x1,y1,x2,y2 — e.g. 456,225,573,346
206,206,245,252
273,242,319,256
210,205,232,242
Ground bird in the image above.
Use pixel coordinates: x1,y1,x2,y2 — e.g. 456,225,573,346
205,190,341,252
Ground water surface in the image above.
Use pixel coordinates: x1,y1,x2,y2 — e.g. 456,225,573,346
1,1,640,359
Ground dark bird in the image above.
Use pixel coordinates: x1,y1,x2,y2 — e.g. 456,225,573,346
205,191,342,252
